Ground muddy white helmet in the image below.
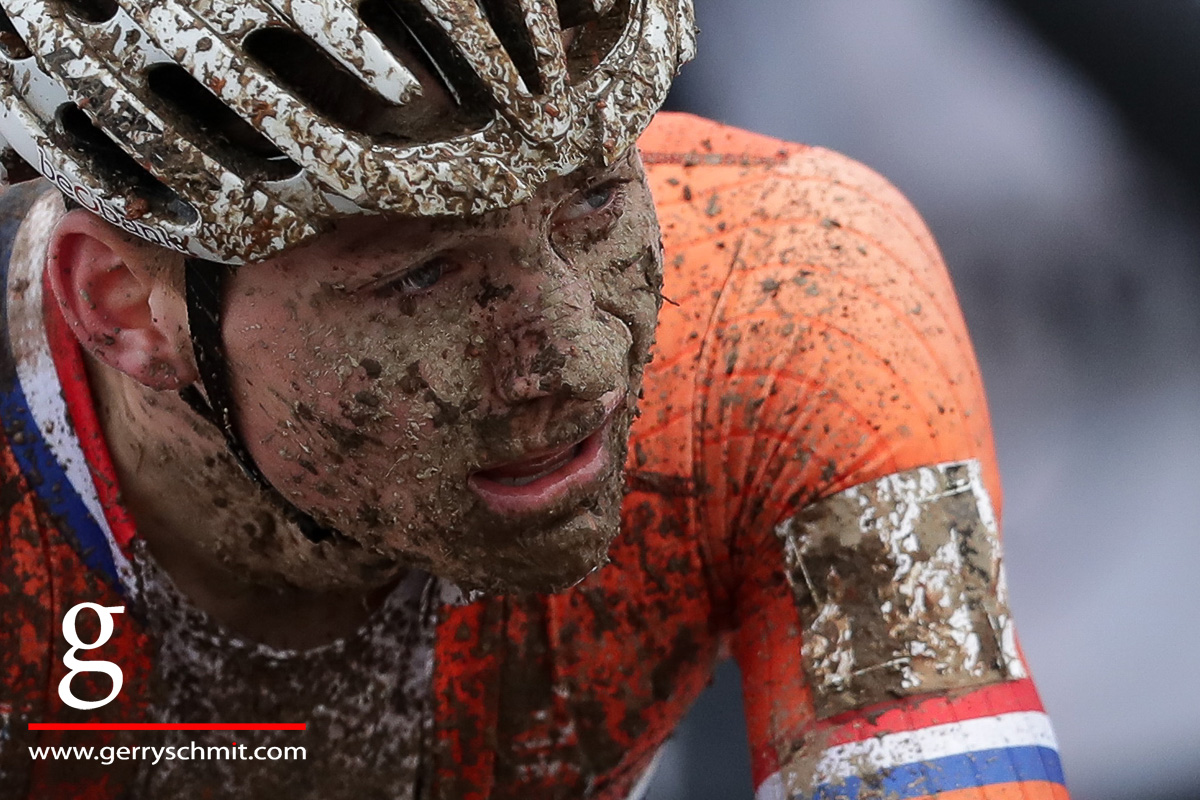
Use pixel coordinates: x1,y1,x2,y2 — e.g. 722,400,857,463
0,0,696,264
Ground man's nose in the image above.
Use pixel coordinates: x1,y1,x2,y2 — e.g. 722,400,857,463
485,249,622,406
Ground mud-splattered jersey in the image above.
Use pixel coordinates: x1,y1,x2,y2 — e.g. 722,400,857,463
0,114,1070,799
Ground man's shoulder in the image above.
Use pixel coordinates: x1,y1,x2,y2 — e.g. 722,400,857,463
633,112,957,480
639,111,800,167
641,111,942,307
641,111,912,198
640,112,934,250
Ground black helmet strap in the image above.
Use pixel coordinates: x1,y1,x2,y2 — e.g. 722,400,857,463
181,257,341,544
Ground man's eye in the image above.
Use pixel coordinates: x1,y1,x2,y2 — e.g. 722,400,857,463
389,257,454,295
583,186,615,210
556,180,627,225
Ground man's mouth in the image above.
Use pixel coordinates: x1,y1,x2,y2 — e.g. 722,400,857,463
468,408,617,516
478,444,585,487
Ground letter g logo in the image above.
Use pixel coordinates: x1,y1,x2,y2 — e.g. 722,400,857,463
59,603,125,711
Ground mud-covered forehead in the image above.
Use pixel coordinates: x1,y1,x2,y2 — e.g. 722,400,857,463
0,0,697,264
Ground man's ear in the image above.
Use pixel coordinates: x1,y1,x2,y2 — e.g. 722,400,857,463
46,208,198,390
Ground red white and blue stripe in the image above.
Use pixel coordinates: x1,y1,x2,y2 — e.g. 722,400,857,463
756,681,1067,800
0,192,134,594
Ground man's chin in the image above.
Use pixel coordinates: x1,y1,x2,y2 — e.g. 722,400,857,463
275,498,622,599
428,507,623,597
303,419,632,596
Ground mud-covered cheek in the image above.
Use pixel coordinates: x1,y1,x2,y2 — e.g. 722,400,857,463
591,239,664,375
244,312,444,489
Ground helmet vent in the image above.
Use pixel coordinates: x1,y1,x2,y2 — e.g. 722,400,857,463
557,0,609,29
244,25,406,136
0,10,32,60
145,63,301,182
55,103,198,225
358,0,493,136
562,0,626,81
476,0,545,96
58,0,118,24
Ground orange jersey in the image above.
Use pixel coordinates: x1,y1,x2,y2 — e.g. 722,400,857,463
0,113,1068,799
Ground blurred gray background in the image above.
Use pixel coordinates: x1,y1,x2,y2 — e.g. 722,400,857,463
647,2,1200,799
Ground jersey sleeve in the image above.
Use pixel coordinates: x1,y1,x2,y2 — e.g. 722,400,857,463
645,115,1069,800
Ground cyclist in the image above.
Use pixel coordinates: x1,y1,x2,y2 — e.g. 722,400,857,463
0,1,1069,797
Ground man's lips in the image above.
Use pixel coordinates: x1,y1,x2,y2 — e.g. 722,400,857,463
468,408,616,516
476,444,582,486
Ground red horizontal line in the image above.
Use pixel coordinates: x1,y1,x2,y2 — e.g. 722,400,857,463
29,723,306,731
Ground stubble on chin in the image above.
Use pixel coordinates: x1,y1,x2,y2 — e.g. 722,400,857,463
380,406,635,597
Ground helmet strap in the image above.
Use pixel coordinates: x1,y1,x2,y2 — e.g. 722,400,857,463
181,258,343,545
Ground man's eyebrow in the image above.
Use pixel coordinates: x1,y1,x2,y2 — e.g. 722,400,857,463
329,218,440,257
332,239,459,293
557,155,640,193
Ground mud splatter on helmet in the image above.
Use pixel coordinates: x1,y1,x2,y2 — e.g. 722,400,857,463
0,0,696,264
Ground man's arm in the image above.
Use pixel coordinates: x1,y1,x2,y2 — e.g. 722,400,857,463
748,463,1065,800
649,119,1070,798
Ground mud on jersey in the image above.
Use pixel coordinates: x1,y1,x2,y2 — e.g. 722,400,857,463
0,114,1069,799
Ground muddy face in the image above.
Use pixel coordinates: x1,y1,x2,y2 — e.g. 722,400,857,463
221,151,663,594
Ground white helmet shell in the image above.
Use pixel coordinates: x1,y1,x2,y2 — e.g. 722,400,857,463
0,0,696,263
